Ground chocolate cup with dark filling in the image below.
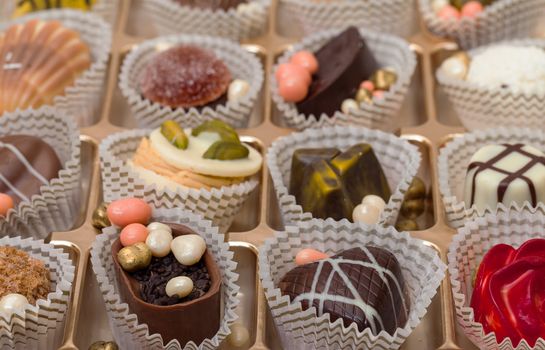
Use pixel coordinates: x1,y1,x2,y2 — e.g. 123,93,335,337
111,223,221,345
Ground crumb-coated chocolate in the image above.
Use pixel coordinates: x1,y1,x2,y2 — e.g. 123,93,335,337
0,246,50,304
139,45,231,109
0,135,62,205
130,252,211,306
296,26,379,117
279,247,409,335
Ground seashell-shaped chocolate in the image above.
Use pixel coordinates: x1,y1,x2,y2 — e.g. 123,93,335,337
0,134,62,206
0,19,91,114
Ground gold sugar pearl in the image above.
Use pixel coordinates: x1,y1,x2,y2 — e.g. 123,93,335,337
371,69,397,91
92,202,110,230
117,242,152,272
355,88,373,104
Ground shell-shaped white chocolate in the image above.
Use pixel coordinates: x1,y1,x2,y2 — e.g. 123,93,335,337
0,19,91,114
464,144,545,214
149,128,262,178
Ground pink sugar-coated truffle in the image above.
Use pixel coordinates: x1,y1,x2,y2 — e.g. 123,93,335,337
360,80,375,91
275,63,311,86
438,5,460,20
0,193,14,217
295,248,329,266
461,1,483,18
290,51,319,74
107,197,152,228
120,223,149,247
373,90,385,100
279,76,309,103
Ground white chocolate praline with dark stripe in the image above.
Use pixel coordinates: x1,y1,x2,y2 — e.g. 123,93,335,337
0,135,62,205
279,246,409,335
464,144,545,214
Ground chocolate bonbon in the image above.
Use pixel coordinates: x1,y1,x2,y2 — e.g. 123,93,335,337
279,247,409,335
296,26,379,117
0,135,62,206
464,144,545,213
289,144,391,221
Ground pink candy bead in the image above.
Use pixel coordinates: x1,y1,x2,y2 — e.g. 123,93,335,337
0,193,14,217
438,5,460,20
275,63,311,85
120,223,149,247
295,248,329,266
360,80,375,91
461,1,483,18
279,77,308,102
290,50,319,74
373,90,385,99
107,197,152,228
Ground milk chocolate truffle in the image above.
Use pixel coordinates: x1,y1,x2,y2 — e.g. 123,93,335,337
0,135,62,206
289,144,391,221
0,19,91,114
279,247,410,335
464,144,545,213
139,45,231,109
296,26,379,117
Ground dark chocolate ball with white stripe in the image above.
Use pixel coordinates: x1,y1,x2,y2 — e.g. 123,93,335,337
0,135,62,205
279,247,410,335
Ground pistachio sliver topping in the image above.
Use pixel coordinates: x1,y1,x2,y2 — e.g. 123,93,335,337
191,119,240,144
202,140,249,160
161,120,188,149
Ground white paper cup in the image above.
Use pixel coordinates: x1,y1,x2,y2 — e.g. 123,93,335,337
259,219,446,349
140,0,269,41
448,209,545,349
271,27,416,132
90,208,240,350
436,38,545,131
418,0,545,49
267,125,421,227
438,127,545,229
0,236,75,350
0,107,81,239
100,129,260,233
0,9,112,127
277,0,417,38
119,34,264,129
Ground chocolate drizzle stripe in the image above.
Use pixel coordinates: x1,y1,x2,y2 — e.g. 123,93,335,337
0,141,50,185
293,256,406,334
468,144,545,206
0,173,28,201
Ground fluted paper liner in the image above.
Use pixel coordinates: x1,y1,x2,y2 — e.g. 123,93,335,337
448,209,545,349
119,34,264,129
436,39,545,131
100,129,259,233
90,208,240,350
0,236,75,350
277,0,417,38
418,0,545,49
0,0,119,26
438,127,545,229
0,107,81,239
271,28,416,132
141,0,268,40
259,220,446,349
0,9,112,127
267,126,421,227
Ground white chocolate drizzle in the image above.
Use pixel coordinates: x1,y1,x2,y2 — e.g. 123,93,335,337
292,252,408,335
0,141,50,201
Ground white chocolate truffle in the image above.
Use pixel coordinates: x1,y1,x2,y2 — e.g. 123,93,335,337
361,194,386,210
0,293,28,318
145,229,173,257
466,45,545,94
352,203,382,225
149,128,262,178
341,98,359,114
170,234,207,266
464,144,545,214
165,276,194,298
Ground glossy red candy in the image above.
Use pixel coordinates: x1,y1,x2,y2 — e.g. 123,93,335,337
471,239,545,346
